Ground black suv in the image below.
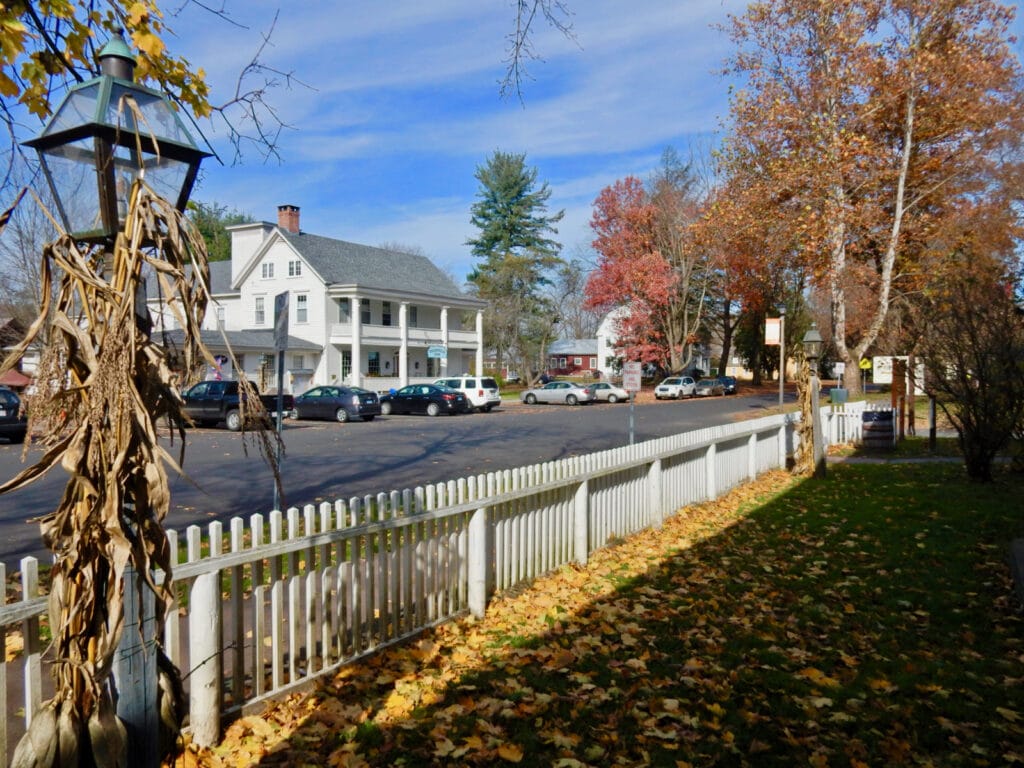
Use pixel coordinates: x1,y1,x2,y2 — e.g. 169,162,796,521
0,386,28,444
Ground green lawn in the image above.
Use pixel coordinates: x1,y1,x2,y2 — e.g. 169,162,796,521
199,463,1024,767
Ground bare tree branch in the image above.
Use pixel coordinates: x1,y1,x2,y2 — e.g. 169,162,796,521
501,0,578,102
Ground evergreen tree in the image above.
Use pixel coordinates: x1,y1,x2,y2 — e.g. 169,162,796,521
187,201,252,262
466,151,564,381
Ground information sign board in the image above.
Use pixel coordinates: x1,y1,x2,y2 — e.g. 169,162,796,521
622,361,642,392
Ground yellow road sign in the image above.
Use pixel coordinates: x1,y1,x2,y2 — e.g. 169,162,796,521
859,358,872,370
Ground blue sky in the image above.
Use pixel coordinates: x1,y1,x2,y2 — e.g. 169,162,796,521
169,0,750,285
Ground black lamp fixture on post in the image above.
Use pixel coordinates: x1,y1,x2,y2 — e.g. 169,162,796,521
23,33,210,244
802,322,826,479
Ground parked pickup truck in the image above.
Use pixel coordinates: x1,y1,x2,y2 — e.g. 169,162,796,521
180,380,294,431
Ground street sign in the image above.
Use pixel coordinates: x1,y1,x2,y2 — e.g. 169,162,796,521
859,358,872,370
274,292,289,353
622,361,642,392
427,345,447,359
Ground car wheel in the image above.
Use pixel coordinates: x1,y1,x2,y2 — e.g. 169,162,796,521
566,394,578,406
426,402,441,417
10,430,26,444
607,394,618,404
482,404,493,412
335,407,350,423
525,394,537,405
225,410,242,432
380,402,392,415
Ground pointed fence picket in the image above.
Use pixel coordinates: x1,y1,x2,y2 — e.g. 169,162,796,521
0,406,885,763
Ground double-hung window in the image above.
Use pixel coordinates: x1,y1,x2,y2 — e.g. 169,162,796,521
296,294,308,323
254,297,266,325
382,301,392,326
261,263,274,278
288,260,302,277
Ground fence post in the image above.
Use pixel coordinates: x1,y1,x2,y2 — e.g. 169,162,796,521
705,443,717,501
114,564,159,768
21,557,41,729
747,433,758,480
647,460,663,530
468,507,488,619
189,524,222,748
574,479,589,565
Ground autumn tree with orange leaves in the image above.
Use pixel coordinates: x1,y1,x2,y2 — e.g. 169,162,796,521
719,0,1024,395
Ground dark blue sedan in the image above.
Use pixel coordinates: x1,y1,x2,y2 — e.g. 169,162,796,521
290,385,381,423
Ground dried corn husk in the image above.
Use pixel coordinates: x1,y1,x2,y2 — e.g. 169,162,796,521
10,701,58,768
0,176,282,765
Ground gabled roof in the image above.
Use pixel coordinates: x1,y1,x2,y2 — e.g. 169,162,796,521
548,339,598,355
156,329,322,353
144,260,234,299
277,231,472,302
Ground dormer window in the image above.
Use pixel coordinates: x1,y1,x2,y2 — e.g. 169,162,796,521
261,263,274,279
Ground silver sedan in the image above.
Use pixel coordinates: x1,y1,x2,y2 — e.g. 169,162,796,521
588,382,630,403
519,381,596,405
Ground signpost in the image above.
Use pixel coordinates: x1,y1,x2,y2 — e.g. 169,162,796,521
273,292,288,511
623,361,642,445
859,356,872,394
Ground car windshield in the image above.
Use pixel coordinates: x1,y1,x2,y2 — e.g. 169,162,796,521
662,379,680,385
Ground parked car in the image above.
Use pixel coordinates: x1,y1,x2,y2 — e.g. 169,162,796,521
180,380,291,431
434,376,501,412
520,381,596,406
379,384,470,416
694,378,726,397
720,375,738,395
0,386,27,444
588,382,629,403
291,385,381,422
654,376,696,399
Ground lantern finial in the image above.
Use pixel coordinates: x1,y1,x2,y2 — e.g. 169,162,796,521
98,32,137,81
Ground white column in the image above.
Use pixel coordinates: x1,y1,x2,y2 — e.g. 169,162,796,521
440,306,449,377
350,295,362,388
475,309,484,377
399,302,409,387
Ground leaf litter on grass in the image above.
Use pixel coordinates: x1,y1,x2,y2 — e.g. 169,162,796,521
174,464,1024,767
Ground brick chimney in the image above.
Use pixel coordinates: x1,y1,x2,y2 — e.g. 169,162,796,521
277,204,300,234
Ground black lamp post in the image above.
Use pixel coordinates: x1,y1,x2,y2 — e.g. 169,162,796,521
23,34,210,244
803,322,826,478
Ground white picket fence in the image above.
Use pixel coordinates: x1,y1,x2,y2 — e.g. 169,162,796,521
1,404,889,761
822,399,898,446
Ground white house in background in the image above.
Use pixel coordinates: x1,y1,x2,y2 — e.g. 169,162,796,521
594,306,714,378
596,306,630,380
148,204,486,394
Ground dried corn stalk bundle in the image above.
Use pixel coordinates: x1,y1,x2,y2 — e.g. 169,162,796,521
0,182,280,767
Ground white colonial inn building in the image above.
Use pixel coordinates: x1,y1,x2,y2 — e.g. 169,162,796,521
148,204,486,394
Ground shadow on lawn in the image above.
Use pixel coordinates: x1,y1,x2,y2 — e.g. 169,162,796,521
207,463,1024,768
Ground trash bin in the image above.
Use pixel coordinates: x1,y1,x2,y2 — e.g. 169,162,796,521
830,387,848,404
861,409,894,450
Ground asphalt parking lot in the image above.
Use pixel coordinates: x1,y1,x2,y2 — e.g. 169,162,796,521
0,390,789,562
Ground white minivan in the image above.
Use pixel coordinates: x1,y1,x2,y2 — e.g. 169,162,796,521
434,376,502,412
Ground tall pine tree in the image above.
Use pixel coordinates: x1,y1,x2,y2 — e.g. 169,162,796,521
466,151,564,381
